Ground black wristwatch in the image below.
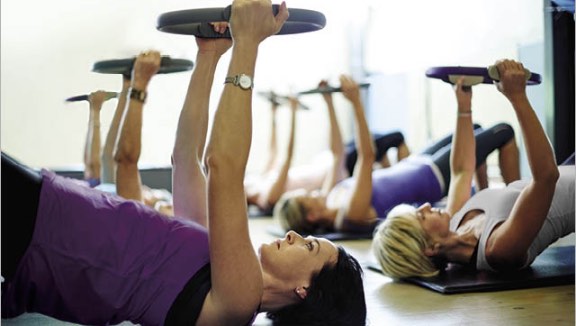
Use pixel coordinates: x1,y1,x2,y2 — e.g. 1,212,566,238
129,88,147,103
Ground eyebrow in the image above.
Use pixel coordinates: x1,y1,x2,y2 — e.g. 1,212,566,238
313,239,321,255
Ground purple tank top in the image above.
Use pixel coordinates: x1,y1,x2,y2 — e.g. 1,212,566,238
370,156,443,217
2,170,210,325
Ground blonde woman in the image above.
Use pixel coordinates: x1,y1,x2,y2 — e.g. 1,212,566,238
372,59,574,279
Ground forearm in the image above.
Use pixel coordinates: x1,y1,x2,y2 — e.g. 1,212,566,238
263,105,279,173
511,96,558,182
326,99,344,159
265,105,296,206
102,79,130,183
450,102,476,175
206,42,258,181
352,100,375,166
174,52,220,164
85,107,102,180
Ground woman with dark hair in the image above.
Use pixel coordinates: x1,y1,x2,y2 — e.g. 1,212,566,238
1,2,367,325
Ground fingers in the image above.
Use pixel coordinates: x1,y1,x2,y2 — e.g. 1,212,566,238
210,22,229,34
493,59,528,100
89,90,113,104
230,0,288,44
133,50,161,84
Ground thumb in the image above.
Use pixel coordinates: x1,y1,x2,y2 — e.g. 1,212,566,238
274,1,290,34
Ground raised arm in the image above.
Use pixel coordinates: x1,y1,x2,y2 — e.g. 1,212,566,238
172,29,232,226
263,93,280,174
83,91,109,183
340,75,376,222
114,51,161,202
255,96,298,210
486,59,559,267
445,79,477,215
202,1,289,323
319,80,346,195
101,76,130,184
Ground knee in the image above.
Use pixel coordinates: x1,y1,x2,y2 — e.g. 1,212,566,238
491,123,516,142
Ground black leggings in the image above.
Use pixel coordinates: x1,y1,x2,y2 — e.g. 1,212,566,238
1,151,42,282
420,123,516,195
345,131,406,176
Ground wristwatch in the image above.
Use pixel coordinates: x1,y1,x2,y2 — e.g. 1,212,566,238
224,74,253,90
129,88,147,103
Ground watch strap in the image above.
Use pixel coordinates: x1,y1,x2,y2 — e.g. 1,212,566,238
129,88,147,103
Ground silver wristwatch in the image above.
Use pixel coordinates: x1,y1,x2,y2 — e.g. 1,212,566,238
224,74,253,90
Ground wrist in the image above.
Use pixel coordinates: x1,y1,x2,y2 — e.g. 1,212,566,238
128,87,147,103
130,80,150,91
508,94,530,107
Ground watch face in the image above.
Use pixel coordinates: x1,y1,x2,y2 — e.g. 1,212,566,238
238,74,252,89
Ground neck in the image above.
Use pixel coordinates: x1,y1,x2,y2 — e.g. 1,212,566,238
260,272,299,313
320,207,339,225
441,231,478,264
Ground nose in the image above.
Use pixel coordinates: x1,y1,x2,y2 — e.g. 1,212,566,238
417,202,432,213
285,230,302,244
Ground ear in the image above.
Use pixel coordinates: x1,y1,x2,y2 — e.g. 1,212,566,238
424,243,441,257
294,286,309,300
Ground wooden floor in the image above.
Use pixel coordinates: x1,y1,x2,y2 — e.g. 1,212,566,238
3,217,574,326
248,218,575,326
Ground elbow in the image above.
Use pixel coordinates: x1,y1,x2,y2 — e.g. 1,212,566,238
535,165,560,186
204,147,246,178
114,145,140,166
365,147,376,164
546,168,560,184
486,243,527,271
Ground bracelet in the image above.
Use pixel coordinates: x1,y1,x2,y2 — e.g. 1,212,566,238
129,88,147,103
458,111,472,118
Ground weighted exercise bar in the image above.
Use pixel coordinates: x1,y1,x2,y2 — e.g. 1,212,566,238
157,5,326,38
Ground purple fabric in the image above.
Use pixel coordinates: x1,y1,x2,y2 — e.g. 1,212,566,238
2,170,210,326
370,157,443,217
334,156,443,218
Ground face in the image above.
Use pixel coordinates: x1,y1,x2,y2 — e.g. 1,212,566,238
297,193,326,222
259,230,339,284
415,203,451,240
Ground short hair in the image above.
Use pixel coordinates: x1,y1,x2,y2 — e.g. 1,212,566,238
371,204,440,279
273,189,317,234
266,246,367,326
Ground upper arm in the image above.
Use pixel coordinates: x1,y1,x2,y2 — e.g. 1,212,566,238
445,172,474,215
320,152,346,196
206,165,263,320
344,157,374,222
115,162,144,203
485,179,558,267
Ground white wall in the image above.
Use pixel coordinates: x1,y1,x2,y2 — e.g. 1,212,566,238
1,0,549,178
1,0,355,175
362,0,547,177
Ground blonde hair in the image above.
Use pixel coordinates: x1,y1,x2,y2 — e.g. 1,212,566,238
371,204,439,279
273,189,316,234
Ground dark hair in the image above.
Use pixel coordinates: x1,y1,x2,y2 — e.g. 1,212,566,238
266,246,367,325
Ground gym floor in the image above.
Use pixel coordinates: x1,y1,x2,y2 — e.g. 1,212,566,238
3,217,574,326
